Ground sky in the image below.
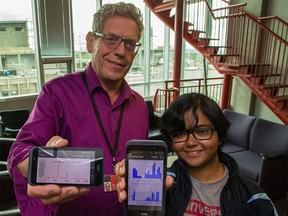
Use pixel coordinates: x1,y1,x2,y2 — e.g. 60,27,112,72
0,0,94,33
0,0,32,20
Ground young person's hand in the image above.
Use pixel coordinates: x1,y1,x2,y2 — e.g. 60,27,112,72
115,159,175,203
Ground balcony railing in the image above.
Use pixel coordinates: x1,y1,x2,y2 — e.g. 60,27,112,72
154,77,224,115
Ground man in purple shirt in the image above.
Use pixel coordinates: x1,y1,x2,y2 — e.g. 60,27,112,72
7,2,148,216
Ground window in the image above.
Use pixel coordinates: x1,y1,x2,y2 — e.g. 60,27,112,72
0,0,222,100
71,0,95,72
0,0,37,98
15,27,23,31
37,0,72,57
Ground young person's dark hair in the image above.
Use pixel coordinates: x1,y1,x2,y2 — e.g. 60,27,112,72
160,93,230,146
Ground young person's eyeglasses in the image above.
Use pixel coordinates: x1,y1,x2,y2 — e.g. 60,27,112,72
171,128,215,143
94,32,141,53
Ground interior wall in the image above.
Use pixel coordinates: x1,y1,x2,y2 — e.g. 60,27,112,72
231,0,263,17
230,77,252,115
264,0,288,22
252,97,284,124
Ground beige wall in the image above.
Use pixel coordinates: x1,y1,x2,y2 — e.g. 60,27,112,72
252,97,284,124
231,0,263,17
264,0,288,22
230,77,252,114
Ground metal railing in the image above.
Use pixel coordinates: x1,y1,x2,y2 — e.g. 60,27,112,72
154,77,224,115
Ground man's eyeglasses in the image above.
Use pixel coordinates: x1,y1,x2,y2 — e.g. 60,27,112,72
94,32,141,53
171,128,215,143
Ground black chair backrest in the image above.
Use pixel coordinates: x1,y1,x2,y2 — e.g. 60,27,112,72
0,137,16,162
146,100,159,128
0,109,30,129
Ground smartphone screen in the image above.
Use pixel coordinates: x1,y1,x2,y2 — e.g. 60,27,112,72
125,140,167,216
28,147,104,187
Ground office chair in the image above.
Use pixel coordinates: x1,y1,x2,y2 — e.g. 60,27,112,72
0,109,29,138
0,138,21,215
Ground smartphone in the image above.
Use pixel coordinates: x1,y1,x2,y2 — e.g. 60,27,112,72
125,140,167,216
28,147,104,187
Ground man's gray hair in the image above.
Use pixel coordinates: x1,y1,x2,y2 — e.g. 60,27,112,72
92,2,144,40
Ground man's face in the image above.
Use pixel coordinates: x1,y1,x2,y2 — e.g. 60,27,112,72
90,16,139,84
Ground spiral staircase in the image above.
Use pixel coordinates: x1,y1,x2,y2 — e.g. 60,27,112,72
145,0,288,124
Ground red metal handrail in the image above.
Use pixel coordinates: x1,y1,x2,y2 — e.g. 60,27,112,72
258,16,288,43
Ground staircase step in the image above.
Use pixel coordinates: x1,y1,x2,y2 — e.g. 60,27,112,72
242,74,281,86
277,87,288,96
210,54,240,63
264,76,285,84
218,66,238,75
271,87,288,103
275,103,288,114
200,45,231,55
187,30,206,39
238,63,270,75
218,63,272,76
262,88,278,97
273,95,288,101
183,21,193,31
250,72,280,77
154,1,175,13
257,76,288,89
197,37,219,46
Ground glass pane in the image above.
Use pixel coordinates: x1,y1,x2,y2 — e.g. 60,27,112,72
129,83,144,96
38,0,72,57
0,0,38,97
169,30,175,80
72,0,95,72
183,42,204,79
44,63,68,83
150,13,165,81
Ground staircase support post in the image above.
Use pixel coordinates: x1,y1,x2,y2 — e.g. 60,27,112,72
221,74,232,110
173,0,185,97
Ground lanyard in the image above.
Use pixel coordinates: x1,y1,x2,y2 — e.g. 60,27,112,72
82,71,125,173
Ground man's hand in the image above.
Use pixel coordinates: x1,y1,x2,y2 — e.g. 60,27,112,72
18,136,90,205
27,184,90,205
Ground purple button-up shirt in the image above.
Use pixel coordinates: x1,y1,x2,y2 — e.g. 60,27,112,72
7,63,149,216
